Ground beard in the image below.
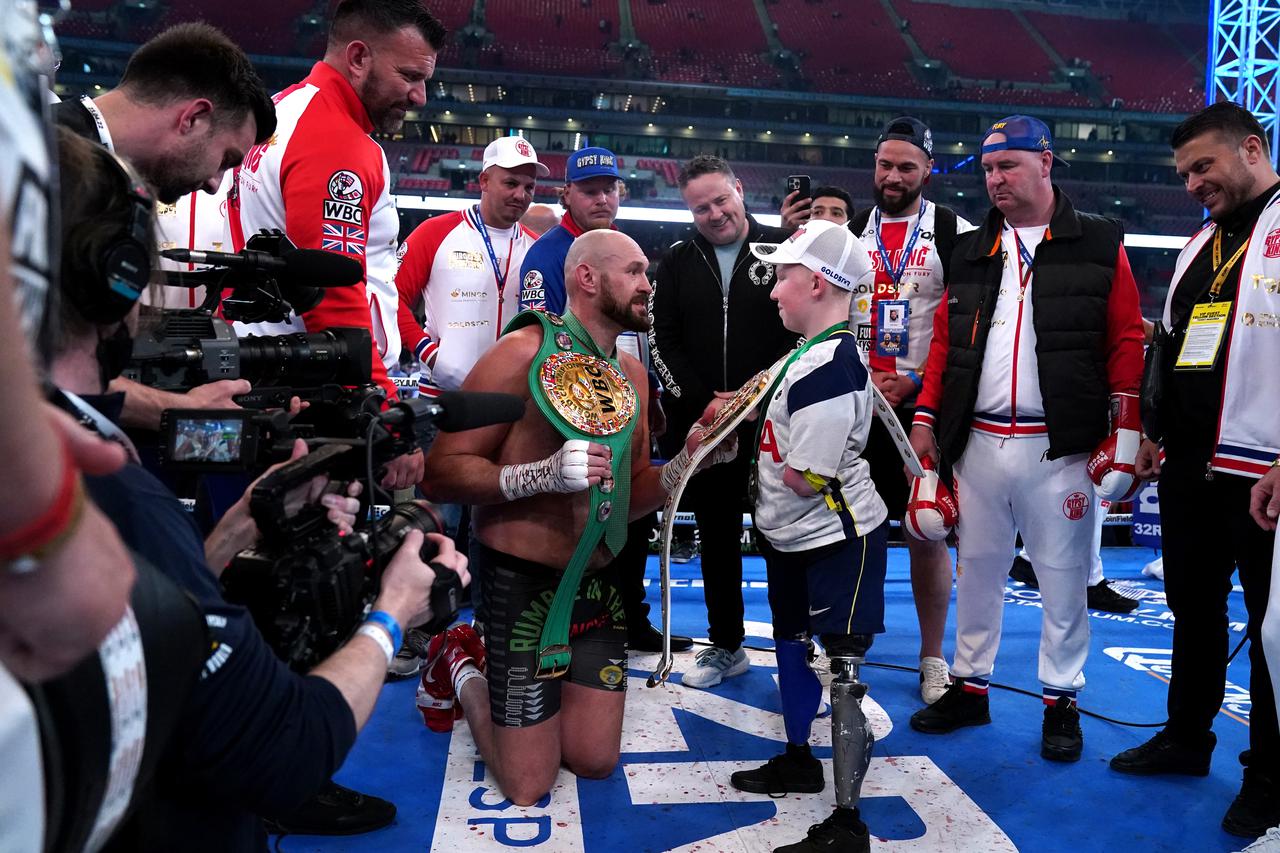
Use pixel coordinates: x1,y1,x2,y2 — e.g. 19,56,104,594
147,155,205,204
873,182,924,217
359,70,409,134
600,274,650,333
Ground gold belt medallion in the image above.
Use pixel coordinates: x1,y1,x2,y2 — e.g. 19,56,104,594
539,352,637,436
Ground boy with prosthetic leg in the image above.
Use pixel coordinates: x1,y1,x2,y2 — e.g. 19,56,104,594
731,221,887,852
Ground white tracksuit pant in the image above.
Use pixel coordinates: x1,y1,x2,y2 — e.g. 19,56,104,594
1018,493,1106,585
952,431,1094,692
1264,535,1280,722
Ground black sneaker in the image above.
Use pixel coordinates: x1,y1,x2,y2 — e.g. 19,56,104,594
1009,555,1039,588
1223,767,1280,838
628,624,694,653
910,680,991,734
386,628,432,680
1109,729,1214,776
1041,697,1083,762
731,743,824,795
1087,579,1139,614
670,540,698,564
264,781,395,836
774,807,870,853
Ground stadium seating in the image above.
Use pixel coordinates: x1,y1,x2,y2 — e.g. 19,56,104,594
1025,11,1203,112
895,0,1057,82
630,0,781,88
767,0,925,97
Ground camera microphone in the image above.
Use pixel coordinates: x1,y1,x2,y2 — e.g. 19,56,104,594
383,391,525,434
429,391,527,432
161,247,364,289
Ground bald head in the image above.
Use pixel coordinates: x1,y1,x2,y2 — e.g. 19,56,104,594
565,230,651,334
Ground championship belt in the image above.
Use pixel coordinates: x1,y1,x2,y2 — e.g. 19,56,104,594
647,351,789,688
871,384,925,478
507,310,638,679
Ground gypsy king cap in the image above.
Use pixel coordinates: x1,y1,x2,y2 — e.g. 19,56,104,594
567,146,622,182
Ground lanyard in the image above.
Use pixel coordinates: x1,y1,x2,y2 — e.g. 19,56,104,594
1011,228,1037,301
754,322,851,455
1207,227,1250,302
80,96,114,151
874,198,927,293
469,205,515,292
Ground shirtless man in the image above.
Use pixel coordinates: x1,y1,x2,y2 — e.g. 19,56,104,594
419,229,732,805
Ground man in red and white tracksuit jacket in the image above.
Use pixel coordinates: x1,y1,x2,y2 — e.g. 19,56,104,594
395,136,545,396
221,11,445,488
228,61,401,398
907,116,1145,763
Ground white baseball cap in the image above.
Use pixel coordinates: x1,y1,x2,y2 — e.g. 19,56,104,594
481,136,550,177
749,220,874,291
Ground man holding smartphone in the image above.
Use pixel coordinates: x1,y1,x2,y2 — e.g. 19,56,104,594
782,178,854,229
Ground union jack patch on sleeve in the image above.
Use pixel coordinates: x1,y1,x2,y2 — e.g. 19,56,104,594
322,222,366,256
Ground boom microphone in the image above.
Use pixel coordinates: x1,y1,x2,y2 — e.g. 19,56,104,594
383,391,526,434
430,391,527,432
161,247,364,289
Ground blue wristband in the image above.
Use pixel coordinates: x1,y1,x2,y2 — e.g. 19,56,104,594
364,610,403,652
906,370,923,390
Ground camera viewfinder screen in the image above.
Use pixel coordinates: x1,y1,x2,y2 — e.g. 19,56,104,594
171,417,245,463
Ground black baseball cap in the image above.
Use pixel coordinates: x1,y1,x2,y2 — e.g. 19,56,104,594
877,116,933,158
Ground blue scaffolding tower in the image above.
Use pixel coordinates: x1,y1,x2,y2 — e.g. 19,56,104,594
1210,0,1280,165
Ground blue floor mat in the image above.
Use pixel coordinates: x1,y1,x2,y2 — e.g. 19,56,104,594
276,546,1259,852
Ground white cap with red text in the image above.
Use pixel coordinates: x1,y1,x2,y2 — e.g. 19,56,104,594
481,136,550,177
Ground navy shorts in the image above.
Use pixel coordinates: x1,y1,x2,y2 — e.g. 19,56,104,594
473,542,628,728
759,521,889,639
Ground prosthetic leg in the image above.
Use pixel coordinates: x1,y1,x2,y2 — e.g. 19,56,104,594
772,633,876,853
825,633,875,819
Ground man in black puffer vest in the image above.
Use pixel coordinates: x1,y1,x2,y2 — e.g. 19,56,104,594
905,116,1146,763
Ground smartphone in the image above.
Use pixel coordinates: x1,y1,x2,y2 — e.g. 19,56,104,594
785,174,811,199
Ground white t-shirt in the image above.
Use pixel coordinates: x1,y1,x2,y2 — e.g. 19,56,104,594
754,330,887,551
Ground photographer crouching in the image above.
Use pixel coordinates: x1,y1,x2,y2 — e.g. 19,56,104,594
48,128,470,851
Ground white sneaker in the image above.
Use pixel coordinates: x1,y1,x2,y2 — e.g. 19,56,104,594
1238,827,1280,853
682,646,749,689
919,656,951,705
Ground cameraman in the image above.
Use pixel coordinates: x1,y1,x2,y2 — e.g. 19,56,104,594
51,128,469,850
55,21,278,432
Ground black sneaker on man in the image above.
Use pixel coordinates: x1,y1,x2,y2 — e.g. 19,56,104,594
264,781,395,836
1224,766,1280,838
1109,729,1215,776
730,742,824,795
1087,579,1139,613
774,807,870,853
1009,554,1038,587
670,539,698,564
1041,697,1083,762
909,680,991,734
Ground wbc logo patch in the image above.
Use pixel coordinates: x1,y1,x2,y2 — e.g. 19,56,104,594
1265,228,1280,258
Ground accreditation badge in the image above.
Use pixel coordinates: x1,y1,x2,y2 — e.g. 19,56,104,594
1175,301,1232,370
876,299,910,358
539,352,637,436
